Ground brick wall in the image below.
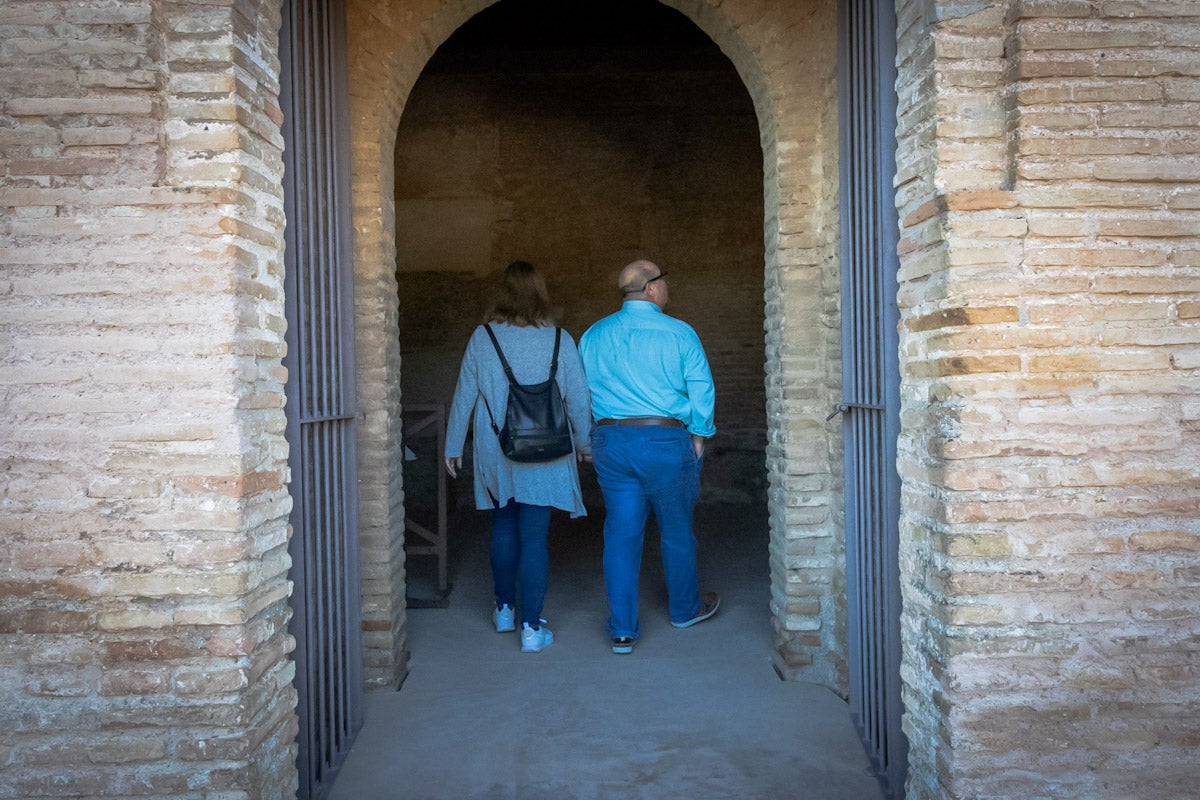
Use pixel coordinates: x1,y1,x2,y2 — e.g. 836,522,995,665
345,0,484,693
0,1,297,798
895,0,1200,796
13,1,1193,796
348,0,847,690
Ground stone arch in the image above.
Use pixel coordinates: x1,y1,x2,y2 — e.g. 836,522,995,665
346,0,845,691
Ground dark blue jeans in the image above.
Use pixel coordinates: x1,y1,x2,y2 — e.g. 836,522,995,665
491,499,552,627
590,425,703,639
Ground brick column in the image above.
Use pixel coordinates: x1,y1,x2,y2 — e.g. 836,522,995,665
0,2,297,797
895,1,1200,797
346,0,515,690
668,0,848,690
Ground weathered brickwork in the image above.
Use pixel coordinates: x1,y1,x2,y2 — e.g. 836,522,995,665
674,0,845,689
345,0,465,692
5,0,1196,798
894,0,1200,797
347,0,848,690
0,1,296,798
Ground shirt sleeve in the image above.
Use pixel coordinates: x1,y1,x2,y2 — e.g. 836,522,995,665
444,328,482,459
682,328,716,438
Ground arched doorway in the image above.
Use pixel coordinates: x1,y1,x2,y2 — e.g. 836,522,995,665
392,0,768,603
347,0,846,698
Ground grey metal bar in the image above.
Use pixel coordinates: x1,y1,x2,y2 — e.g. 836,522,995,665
300,0,312,417
299,412,356,425
836,0,863,740
878,0,905,787
838,0,907,796
278,6,308,789
317,0,333,421
281,1,363,797
302,1,319,421
331,0,364,736
314,422,329,771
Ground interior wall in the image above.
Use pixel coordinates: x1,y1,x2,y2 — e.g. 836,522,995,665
393,3,768,506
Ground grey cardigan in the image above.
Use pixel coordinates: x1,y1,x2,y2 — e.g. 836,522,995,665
445,322,592,517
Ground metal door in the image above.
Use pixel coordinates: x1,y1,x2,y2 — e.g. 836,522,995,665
837,0,906,796
280,1,363,797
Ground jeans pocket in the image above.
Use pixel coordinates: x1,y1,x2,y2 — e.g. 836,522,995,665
590,429,607,459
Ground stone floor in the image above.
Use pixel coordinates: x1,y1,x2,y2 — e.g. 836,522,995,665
328,499,885,800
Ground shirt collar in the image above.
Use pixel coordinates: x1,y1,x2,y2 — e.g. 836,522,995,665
621,300,661,314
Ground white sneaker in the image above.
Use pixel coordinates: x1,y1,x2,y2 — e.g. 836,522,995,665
494,604,515,633
520,621,553,653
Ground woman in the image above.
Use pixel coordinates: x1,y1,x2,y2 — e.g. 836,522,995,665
444,261,592,653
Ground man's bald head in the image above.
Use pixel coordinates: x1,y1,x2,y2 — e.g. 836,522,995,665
618,260,659,295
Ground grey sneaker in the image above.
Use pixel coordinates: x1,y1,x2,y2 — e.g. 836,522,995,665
521,621,553,653
494,604,515,633
671,592,720,629
611,636,635,655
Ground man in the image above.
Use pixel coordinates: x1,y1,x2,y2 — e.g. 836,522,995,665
579,259,720,655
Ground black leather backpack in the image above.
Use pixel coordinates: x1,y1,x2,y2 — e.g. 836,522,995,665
480,324,574,463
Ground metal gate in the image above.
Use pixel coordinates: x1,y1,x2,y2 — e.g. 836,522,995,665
837,0,906,797
280,1,363,797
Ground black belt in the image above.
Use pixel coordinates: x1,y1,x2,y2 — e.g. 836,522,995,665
596,417,686,429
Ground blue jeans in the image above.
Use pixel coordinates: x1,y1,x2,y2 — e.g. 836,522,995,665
590,425,703,639
491,499,552,627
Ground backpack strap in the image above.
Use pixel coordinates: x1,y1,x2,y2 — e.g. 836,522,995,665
483,323,562,383
483,323,518,386
478,391,501,438
548,326,562,381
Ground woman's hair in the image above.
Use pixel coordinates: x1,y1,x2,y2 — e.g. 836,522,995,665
486,260,557,327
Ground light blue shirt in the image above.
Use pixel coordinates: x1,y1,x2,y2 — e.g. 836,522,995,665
579,301,716,438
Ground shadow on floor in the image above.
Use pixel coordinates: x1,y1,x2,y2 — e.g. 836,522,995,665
330,501,884,800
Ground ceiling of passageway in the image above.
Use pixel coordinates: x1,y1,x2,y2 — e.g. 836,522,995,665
428,0,722,70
